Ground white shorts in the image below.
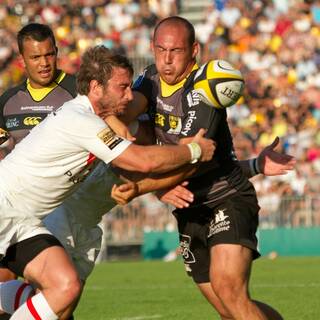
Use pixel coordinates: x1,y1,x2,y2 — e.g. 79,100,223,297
0,187,51,259
43,207,103,281
0,217,51,259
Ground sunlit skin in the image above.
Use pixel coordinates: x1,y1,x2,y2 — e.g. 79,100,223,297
152,22,199,85
21,37,58,88
93,67,134,118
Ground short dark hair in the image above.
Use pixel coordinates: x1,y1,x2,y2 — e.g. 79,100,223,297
77,45,134,95
153,16,196,47
17,23,56,54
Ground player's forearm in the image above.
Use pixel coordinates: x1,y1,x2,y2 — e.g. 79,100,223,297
141,143,200,173
136,165,197,195
239,158,261,178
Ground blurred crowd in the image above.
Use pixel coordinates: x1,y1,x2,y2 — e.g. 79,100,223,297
1,0,320,236
0,0,179,90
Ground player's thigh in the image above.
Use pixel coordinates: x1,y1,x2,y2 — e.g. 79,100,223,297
210,243,253,286
24,244,79,289
0,217,55,277
207,193,260,258
207,193,260,286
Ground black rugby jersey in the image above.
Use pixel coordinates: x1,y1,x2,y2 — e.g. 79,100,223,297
0,70,76,143
133,64,254,206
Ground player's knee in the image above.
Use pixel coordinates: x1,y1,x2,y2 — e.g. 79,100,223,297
54,271,82,305
212,275,246,304
61,278,82,305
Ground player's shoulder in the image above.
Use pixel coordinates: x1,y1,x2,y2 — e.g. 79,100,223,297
56,70,77,98
132,64,158,90
58,95,96,119
0,81,26,108
140,64,158,78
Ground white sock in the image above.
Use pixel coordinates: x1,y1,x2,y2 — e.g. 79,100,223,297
10,292,57,320
0,280,34,314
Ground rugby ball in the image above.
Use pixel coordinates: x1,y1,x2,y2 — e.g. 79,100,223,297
193,60,244,109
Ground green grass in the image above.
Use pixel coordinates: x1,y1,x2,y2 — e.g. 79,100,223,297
74,257,320,319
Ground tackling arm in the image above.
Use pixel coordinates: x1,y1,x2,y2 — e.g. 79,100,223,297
111,128,214,173
111,164,198,205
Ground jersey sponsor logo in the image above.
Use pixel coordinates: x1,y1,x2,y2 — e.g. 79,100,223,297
64,153,99,184
179,234,196,264
169,115,179,130
186,90,201,107
21,105,54,112
208,208,230,238
98,127,123,150
154,112,182,135
180,110,197,136
167,115,181,135
156,97,174,112
155,113,166,127
5,117,19,129
23,116,42,126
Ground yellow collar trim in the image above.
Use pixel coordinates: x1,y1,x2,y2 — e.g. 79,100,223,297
27,71,66,102
160,63,199,97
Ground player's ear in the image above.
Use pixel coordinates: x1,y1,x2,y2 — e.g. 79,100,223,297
150,39,154,53
19,54,25,68
89,80,103,97
191,42,199,59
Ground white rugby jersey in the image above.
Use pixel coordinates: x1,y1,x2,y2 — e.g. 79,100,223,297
0,95,131,218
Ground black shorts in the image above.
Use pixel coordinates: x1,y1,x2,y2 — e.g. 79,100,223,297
0,234,63,277
173,192,260,283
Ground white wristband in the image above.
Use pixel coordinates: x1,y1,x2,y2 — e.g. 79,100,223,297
187,142,202,164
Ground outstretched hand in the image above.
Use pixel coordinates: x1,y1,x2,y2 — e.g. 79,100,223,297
111,182,139,205
258,137,296,176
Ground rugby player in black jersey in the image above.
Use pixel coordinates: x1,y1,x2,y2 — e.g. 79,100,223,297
116,16,296,320
0,23,76,158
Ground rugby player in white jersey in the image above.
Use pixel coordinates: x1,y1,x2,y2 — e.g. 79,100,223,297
0,45,215,320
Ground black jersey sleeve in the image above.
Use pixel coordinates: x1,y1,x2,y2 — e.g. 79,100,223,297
132,64,157,103
59,73,77,98
0,85,23,130
179,87,225,140
0,89,15,144
0,103,5,130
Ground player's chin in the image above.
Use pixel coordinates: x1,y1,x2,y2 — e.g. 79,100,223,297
38,77,55,87
161,74,177,85
116,105,129,115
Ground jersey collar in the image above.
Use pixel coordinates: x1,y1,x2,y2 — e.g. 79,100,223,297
27,70,66,102
159,63,199,97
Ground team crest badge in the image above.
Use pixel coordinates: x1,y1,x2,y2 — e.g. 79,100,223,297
169,115,179,129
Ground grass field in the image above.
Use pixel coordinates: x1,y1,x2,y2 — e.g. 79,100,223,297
74,257,320,319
